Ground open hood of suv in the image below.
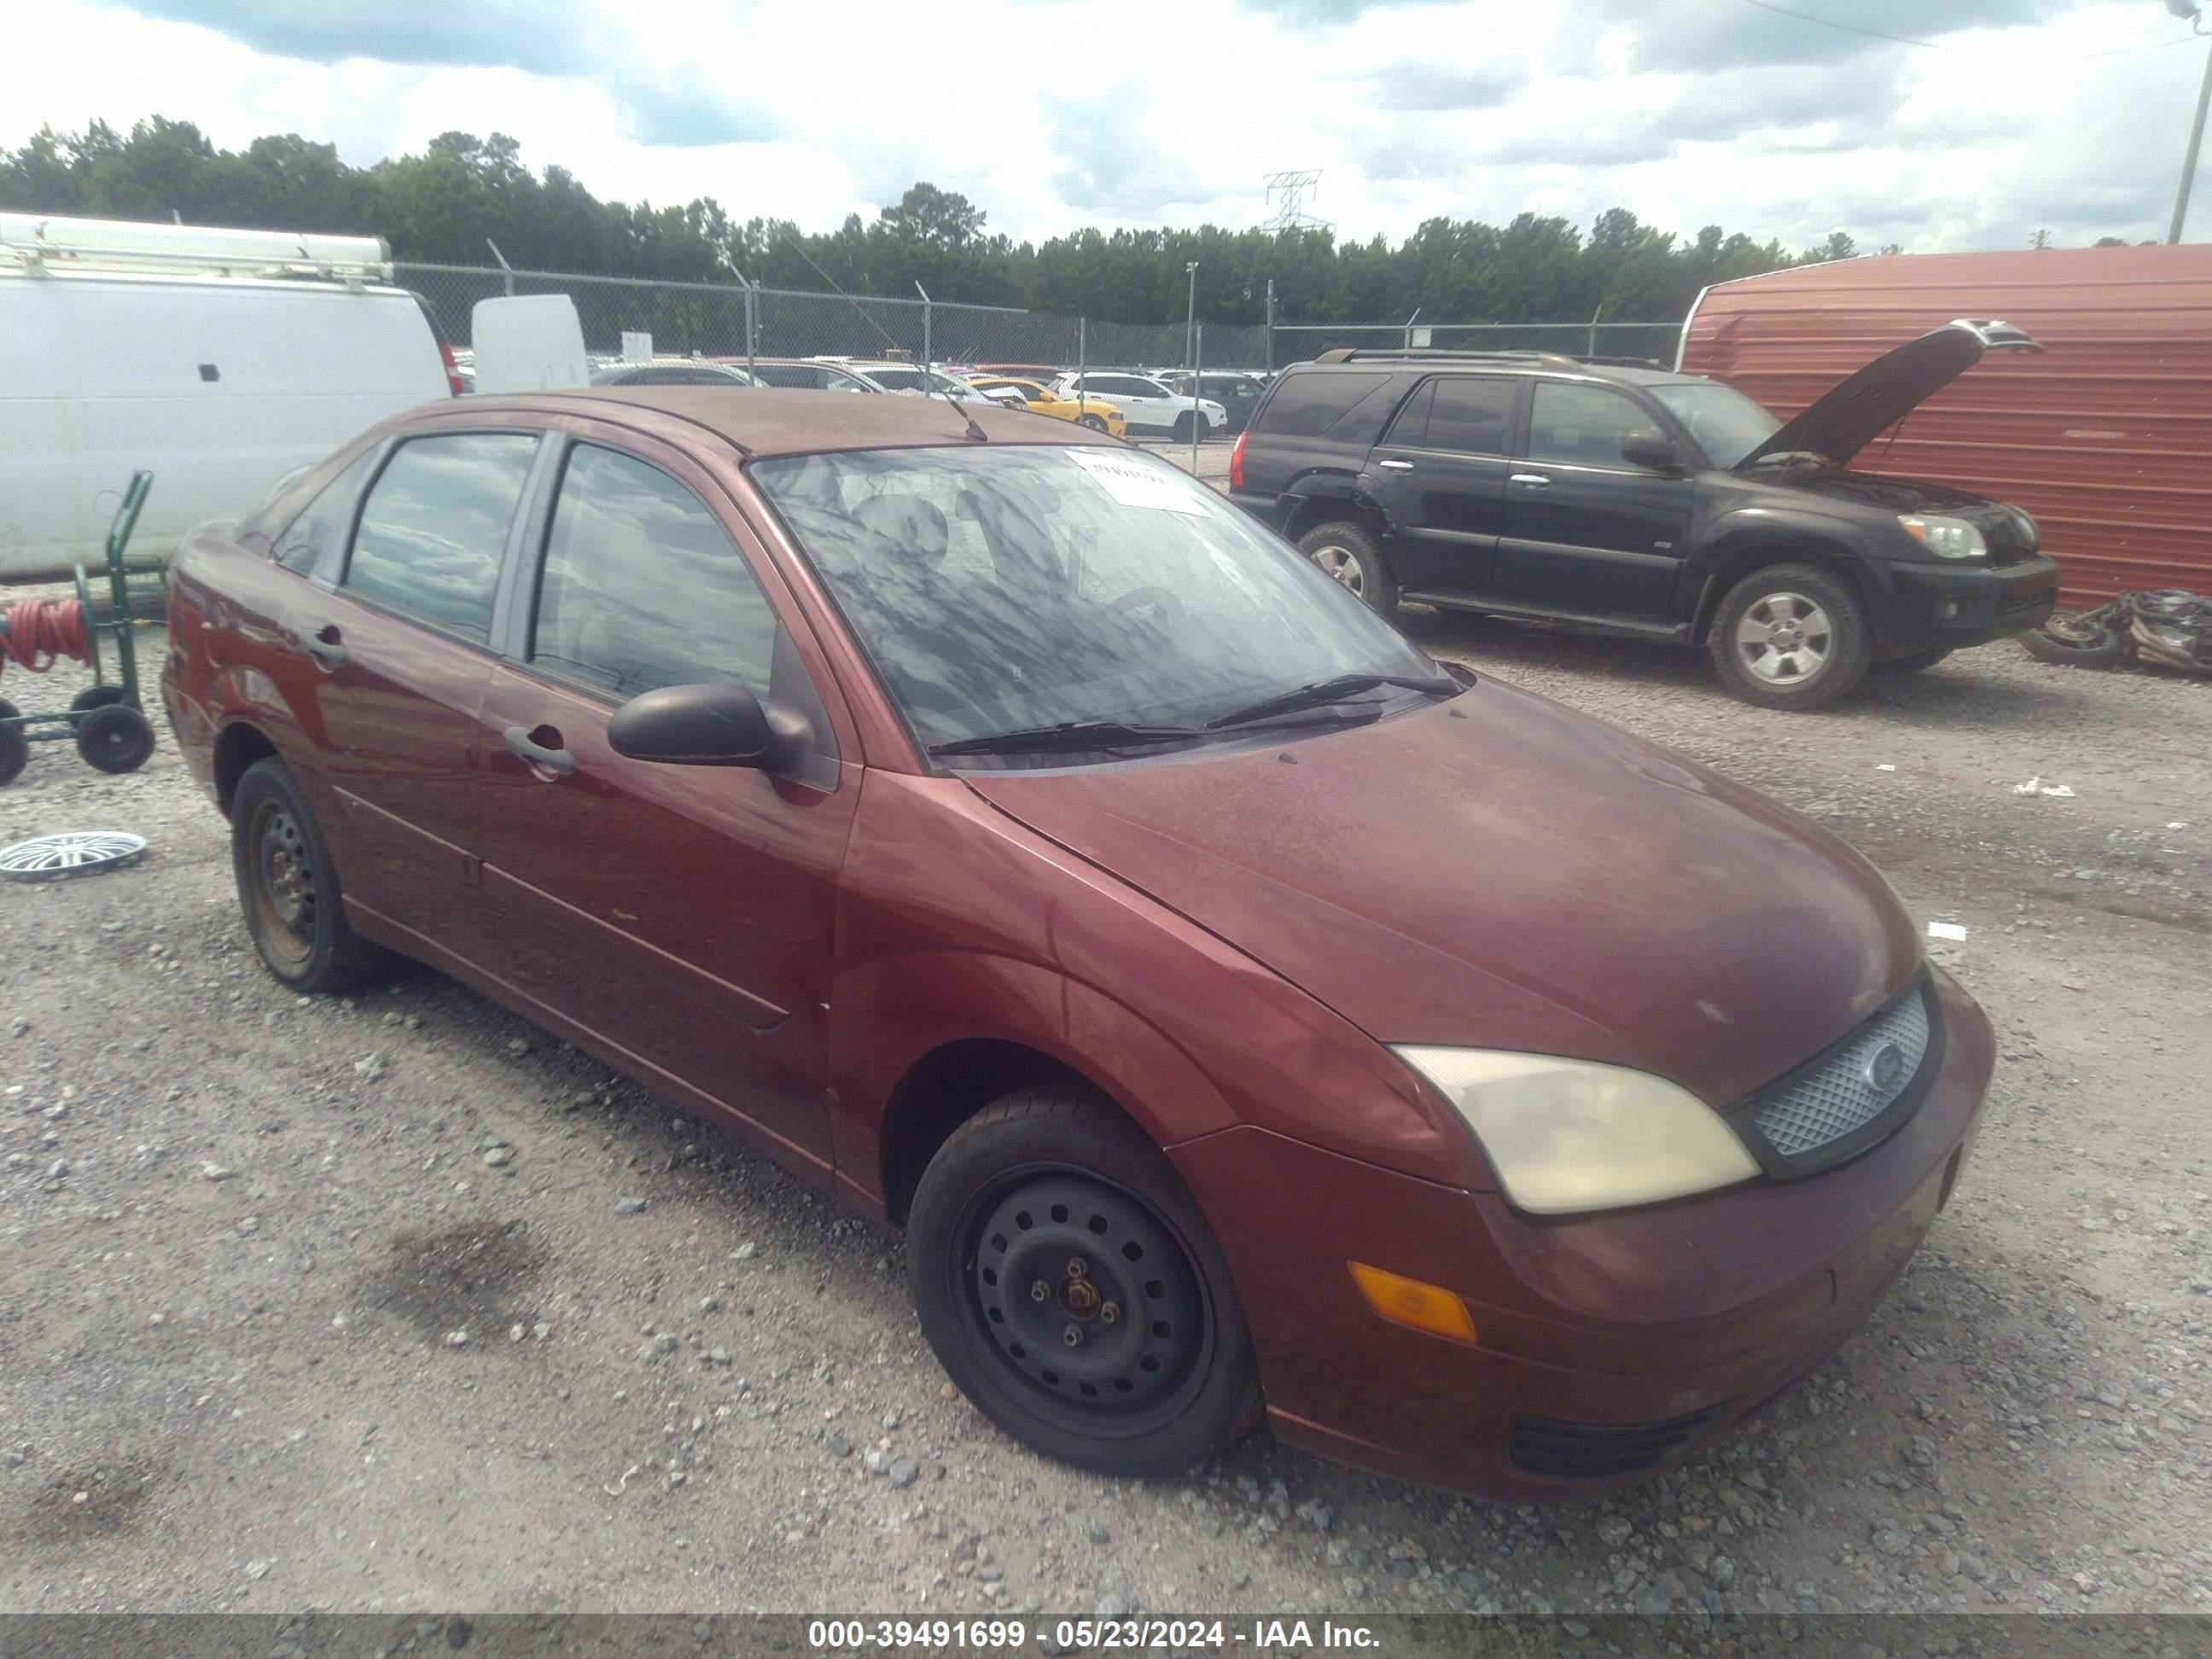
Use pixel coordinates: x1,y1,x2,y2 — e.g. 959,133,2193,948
1736,317,2041,470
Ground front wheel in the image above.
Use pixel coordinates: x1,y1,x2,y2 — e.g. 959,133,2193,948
1076,414,1109,434
1170,413,1211,444
1708,562,1871,709
907,1088,1262,1478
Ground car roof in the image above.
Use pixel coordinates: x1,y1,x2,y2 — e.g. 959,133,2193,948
439,387,1089,458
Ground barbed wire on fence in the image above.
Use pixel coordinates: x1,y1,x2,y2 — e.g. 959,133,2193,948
394,263,1676,377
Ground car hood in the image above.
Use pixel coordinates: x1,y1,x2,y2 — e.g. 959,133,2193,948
963,680,1921,1107
1747,463,2041,556
1737,317,2041,470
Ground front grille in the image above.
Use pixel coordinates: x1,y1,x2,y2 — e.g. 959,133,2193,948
1508,1405,1728,1479
1746,988,1931,1162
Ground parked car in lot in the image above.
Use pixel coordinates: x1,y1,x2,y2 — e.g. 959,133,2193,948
729,358,884,393
1156,370,1269,434
835,359,1004,406
165,387,1993,1496
1050,370,1228,441
591,359,758,387
1231,325,2062,707
967,375,1128,437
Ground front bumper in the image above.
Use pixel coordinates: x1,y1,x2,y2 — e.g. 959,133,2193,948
1872,553,2058,655
1169,969,1993,1499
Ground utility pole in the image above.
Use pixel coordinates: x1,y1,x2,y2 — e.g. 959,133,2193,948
1185,262,1199,370
1265,278,1276,374
2170,6,2212,244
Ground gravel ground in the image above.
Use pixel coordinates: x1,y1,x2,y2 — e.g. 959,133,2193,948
2,589,2209,1621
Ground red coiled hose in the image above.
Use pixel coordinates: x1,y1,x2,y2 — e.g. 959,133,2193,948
0,598,90,678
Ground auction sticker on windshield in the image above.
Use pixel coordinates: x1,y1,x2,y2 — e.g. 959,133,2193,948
1066,447,1207,515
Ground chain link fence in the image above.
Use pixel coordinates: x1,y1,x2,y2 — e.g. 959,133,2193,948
397,263,1675,378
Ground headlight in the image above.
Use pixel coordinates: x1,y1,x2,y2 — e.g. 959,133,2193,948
1393,1047,1760,1215
1897,515,1987,560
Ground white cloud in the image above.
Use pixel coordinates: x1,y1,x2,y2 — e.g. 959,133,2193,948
6,0,2207,250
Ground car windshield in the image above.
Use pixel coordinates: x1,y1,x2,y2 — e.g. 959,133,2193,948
1648,381,1783,468
751,445,1441,762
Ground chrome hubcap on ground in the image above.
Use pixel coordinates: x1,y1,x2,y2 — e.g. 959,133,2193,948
1737,591,1832,684
1310,545,1365,596
0,830,147,881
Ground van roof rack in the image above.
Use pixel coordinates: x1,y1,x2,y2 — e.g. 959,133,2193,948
0,212,393,284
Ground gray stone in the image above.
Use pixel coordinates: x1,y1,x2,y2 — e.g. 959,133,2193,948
889,1458,919,1488
614,1197,646,1215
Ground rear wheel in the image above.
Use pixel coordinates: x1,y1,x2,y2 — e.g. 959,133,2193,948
230,756,395,993
1708,562,1871,709
1295,519,1398,620
907,1087,1262,1478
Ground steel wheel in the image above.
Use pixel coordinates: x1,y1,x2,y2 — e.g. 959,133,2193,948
1308,543,1365,597
956,1167,1213,1438
247,797,317,967
1734,591,1833,684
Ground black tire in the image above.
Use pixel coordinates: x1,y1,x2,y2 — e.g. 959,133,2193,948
70,684,129,713
1707,562,1872,710
1170,413,1212,444
230,756,395,993
1873,648,1953,676
73,702,155,773
907,1087,1263,1479
0,699,26,788
2021,622,2128,669
1295,518,1399,619
1076,414,1109,434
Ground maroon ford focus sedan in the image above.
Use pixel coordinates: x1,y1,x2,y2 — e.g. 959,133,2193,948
162,388,1992,1497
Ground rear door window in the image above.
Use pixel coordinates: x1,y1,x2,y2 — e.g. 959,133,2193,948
344,432,538,641
530,443,778,700
1425,378,1518,457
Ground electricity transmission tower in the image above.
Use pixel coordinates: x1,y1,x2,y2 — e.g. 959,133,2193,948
1263,170,1328,233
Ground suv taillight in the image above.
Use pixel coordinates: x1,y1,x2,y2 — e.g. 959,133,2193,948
1229,429,1247,490
438,342,464,398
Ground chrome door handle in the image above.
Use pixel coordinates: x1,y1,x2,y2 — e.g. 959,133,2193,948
1509,473,1552,486
504,725,575,777
300,624,347,667
1377,459,1415,472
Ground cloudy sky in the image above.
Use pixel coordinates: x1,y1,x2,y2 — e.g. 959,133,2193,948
10,0,2211,251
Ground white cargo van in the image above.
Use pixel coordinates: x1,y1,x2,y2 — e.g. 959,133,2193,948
0,213,456,581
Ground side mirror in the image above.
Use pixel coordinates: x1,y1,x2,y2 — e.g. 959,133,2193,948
1621,429,1682,473
607,682,808,771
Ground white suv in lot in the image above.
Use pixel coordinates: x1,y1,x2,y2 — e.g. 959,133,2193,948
1050,371,1230,439
824,359,1007,406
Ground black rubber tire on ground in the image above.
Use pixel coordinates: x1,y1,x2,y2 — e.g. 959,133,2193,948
69,684,129,713
1873,648,1953,675
0,699,26,787
1295,518,1399,620
1707,562,1874,710
230,755,396,994
2021,622,2129,669
907,1086,1264,1479
1170,413,1211,444
73,702,156,773
1076,414,1109,433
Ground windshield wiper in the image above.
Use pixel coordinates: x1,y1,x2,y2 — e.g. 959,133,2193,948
927,719,1205,757
1205,672,1458,730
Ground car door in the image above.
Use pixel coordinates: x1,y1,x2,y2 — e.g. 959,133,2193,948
1494,380,1696,618
1361,375,1523,597
1092,375,1167,429
469,432,857,1171
302,428,542,951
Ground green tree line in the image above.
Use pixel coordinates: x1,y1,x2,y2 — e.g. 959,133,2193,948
3,117,1871,325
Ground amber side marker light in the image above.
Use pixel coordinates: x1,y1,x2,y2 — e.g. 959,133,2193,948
1348,1261,1476,1344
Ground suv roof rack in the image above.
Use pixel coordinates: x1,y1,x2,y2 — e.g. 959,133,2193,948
1311,347,1674,372
0,212,393,284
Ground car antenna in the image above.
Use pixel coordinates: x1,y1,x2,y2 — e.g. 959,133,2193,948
773,230,987,442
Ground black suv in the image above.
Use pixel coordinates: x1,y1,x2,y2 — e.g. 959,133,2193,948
1228,323,2062,708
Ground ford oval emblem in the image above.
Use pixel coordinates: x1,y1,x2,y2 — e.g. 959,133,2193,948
1863,1040,1907,1095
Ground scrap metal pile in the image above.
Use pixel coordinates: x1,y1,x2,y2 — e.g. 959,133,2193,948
2023,590,2212,676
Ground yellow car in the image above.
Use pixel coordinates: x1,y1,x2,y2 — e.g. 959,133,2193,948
969,377,1127,438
